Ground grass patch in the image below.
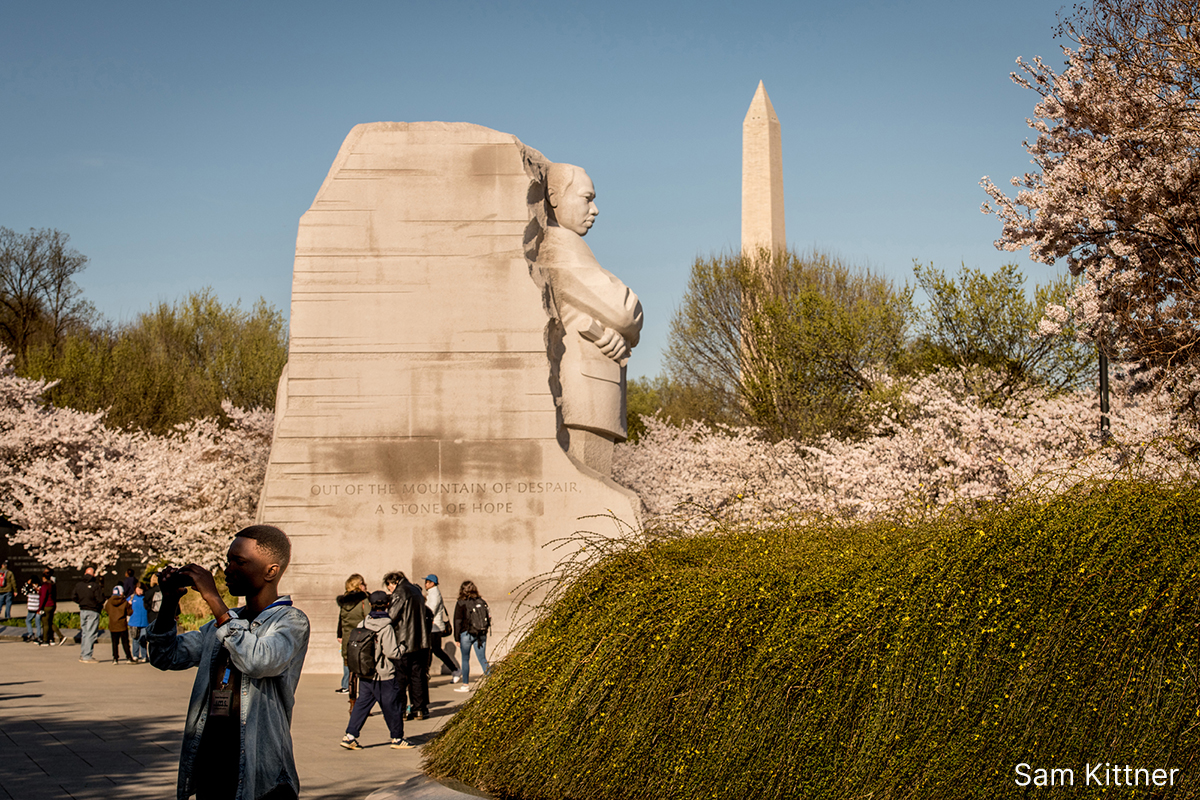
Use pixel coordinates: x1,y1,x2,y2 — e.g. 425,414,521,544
424,479,1200,799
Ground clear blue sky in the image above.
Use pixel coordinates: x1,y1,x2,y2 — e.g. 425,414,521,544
1,0,1068,378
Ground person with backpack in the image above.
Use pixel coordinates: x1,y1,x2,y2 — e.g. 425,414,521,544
453,580,491,692
335,574,370,694
340,591,412,750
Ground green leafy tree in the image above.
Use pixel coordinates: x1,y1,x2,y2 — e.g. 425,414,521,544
24,289,288,433
625,374,735,443
905,263,1092,403
665,248,913,442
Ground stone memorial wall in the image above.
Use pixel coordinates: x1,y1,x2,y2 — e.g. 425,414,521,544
258,122,641,672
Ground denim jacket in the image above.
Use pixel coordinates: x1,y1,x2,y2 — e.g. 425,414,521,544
149,598,310,800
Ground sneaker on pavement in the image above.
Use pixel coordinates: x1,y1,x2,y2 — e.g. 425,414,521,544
390,739,415,749
451,671,462,683
340,735,362,750
79,657,98,663
453,685,471,693
334,687,349,694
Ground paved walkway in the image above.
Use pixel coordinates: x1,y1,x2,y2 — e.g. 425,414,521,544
0,626,488,799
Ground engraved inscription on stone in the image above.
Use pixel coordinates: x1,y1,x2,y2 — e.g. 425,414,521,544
257,122,641,673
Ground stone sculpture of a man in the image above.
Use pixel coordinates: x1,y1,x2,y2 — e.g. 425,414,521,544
538,163,643,471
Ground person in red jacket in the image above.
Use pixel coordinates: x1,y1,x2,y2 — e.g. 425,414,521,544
37,570,63,645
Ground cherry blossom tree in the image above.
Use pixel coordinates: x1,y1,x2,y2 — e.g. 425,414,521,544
614,370,1195,530
0,345,273,569
981,0,1200,418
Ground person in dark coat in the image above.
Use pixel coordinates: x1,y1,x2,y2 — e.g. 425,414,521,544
384,571,431,720
120,568,138,599
38,570,62,645
72,565,106,662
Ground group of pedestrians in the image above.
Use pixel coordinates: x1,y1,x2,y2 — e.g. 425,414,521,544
70,565,159,663
9,561,162,661
337,571,492,750
15,566,63,646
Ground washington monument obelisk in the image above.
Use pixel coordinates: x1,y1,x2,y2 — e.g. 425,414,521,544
741,81,785,254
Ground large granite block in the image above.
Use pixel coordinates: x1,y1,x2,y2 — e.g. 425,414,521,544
259,122,641,672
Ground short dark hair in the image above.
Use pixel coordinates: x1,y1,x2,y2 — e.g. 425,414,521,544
235,525,291,571
382,571,404,587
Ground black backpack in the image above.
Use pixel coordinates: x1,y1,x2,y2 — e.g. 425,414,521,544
465,599,491,636
345,624,379,678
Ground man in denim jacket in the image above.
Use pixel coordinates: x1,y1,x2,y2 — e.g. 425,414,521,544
150,525,310,800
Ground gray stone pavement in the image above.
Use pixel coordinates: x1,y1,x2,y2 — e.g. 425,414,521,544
0,627,488,799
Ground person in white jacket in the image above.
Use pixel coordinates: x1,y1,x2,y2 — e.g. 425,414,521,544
424,574,460,681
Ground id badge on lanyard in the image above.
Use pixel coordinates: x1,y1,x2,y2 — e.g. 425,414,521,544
210,652,234,717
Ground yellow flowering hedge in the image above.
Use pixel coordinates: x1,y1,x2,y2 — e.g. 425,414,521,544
424,479,1200,799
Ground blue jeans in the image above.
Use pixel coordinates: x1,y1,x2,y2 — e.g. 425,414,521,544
341,663,351,691
25,610,41,639
0,591,11,618
129,626,147,660
79,609,100,659
459,632,489,684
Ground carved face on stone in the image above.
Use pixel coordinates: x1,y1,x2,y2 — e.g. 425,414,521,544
548,164,598,237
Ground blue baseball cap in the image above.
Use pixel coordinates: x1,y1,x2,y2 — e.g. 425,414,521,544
424,574,438,584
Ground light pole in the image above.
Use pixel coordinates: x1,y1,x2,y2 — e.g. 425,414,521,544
1099,347,1111,440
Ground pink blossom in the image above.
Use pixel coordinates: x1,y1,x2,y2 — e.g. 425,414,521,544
0,346,272,569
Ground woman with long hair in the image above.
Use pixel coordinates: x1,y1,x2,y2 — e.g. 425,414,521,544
336,574,370,693
452,580,490,692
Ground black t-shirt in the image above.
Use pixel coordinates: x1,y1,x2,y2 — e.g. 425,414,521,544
193,645,242,798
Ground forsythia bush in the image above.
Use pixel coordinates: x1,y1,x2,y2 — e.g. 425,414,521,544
424,479,1200,800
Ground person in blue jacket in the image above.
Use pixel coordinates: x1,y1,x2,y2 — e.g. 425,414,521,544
149,525,310,800
128,584,149,663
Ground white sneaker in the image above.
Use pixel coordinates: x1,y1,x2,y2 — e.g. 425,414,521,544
451,671,462,684
453,684,471,693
